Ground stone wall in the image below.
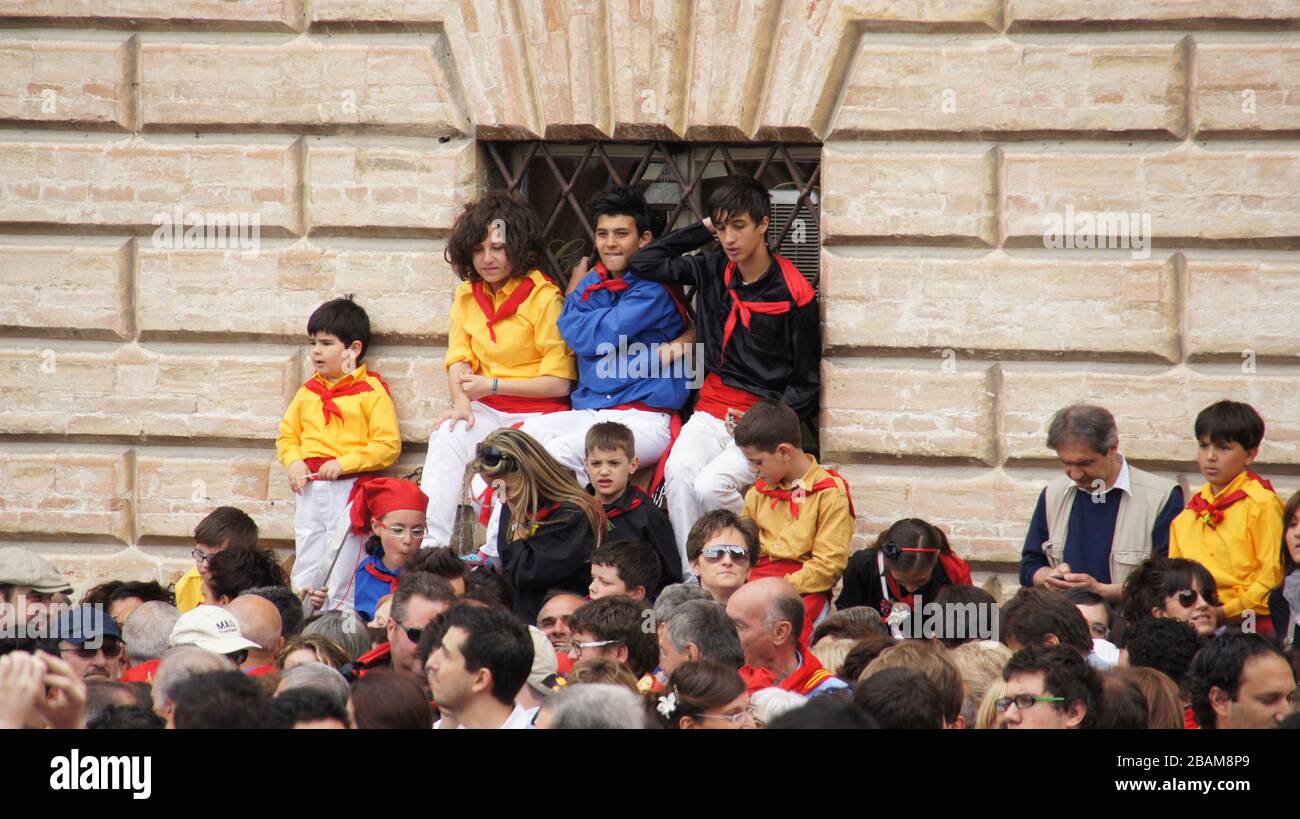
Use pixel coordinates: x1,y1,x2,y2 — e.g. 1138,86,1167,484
1,0,1297,597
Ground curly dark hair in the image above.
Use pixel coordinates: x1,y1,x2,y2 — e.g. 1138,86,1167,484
444,192,544,283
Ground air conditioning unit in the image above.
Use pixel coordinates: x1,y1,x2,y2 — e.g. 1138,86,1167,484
769,188,820,289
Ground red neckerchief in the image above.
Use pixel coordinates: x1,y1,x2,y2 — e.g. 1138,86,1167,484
719,254,814,363
880,552,972,616
363,558,400,594
752,476,843,520
779,651,835,696
603,486,650,520
579,262,629,301
302,369,389,425
1186,471,1275,528
472,276,536,343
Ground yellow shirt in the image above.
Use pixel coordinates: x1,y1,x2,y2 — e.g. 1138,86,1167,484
275,363,401,474
1169,470,1285,619
445,270,576,381
743,456,854,595
175,567,205,612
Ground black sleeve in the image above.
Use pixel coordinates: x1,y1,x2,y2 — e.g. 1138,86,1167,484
500,505,594,592
627,222,715,288
644,508,683,585
781,294,821,421
835,550,875,610
1269,586,1291,640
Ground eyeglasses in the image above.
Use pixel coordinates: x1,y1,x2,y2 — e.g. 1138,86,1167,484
476,444,516,473
571,639,620,657
191,548,217,564
64,639,123,660
377,522,427,541
1088,623,1111,640
696,705,756,726
1174,589,1207,608
995,694,1066,713
699,545,750,564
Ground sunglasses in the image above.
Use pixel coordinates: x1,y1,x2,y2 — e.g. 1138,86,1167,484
476,444,517,473
65,639,123,660
1174,589,1208,608
400,624,423,645
227,649,248,666
699,545,750,564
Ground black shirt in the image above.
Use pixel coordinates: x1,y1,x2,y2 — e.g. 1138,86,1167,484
836,548,956,618
498,500,595,624
600,484,683,593
628,222,821,421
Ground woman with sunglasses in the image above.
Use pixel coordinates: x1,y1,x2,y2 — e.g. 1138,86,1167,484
654,659,755,729
835,518,973,622
419,194,577,554
475,428,605,623
1117,557,1222,641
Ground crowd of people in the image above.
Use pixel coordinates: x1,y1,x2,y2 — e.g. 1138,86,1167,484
2,178,1298,730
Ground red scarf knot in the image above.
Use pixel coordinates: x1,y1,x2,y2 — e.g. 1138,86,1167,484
719,254,814,364
472,275,536,343
1186,471,1274,529
303,369,389,425
579,262,630,302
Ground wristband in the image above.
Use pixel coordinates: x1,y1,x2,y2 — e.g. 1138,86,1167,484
492,378,499,394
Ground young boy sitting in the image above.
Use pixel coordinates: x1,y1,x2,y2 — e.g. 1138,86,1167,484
176,506,259,612
629,175,820,575
589,540,662,602
735,400,854,644
584,421,682,593
1169,400,1285,630
276,297,401,598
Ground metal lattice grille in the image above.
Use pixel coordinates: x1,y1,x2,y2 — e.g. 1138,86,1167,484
482,141,822,288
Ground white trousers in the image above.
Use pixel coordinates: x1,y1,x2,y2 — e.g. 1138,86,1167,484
519,408,672,484
663,411,754,576
419,401,544,549
479,408,673,555
292,476,358,593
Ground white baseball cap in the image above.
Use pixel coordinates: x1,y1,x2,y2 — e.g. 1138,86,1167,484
169,605,259,654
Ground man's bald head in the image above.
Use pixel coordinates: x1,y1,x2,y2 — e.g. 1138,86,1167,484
726,578,803,672
227,594,284,666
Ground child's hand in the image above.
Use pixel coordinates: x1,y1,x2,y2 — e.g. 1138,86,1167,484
34,650,87,729
433,401,475,433
317,459,344,481
458,373,493,401
659,324,697,365
301,586,328,614
288,460,311,495
568,254,590,293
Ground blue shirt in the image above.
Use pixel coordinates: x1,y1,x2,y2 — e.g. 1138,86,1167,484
354,548,400,622
557,270,689,411
1019,484,1183,587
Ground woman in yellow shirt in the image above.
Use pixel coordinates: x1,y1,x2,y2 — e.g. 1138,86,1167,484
420,193,576,551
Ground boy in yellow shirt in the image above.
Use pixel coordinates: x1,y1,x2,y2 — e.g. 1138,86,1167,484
276,297,401,596
1169,400,1284,629
174,506,259,612
734,399,854,645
